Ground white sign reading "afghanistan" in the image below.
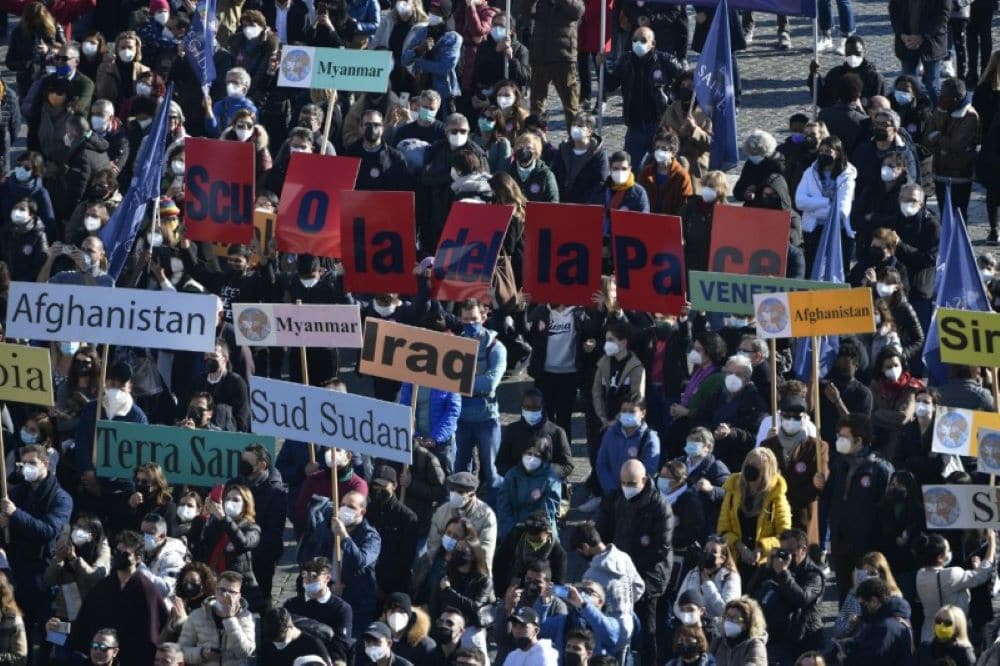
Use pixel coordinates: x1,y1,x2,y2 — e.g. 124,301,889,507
6,282,219,352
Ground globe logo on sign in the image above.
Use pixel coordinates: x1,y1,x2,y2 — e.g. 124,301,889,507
935,411,971,450
924,486,960,528
237,307,271,342
281,48,312,83
756,297,789,335
979,431,1000,473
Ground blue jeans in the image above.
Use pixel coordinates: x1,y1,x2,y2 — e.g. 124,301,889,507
818,0,856,35
624,122,659,172
900,53,943,103
455,418,502,492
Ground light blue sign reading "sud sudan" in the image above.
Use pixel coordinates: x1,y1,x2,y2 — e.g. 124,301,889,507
277,45,392,93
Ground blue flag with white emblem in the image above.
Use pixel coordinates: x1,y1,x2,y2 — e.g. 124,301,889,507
693,0,739,171
184,0,217,86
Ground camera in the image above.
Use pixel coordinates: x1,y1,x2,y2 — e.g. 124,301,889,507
776,549,790,560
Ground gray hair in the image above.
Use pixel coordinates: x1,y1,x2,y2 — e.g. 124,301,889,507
874,108,901,128
142,513,167,537
91,98,114,117
445,112,469,129
420,89,442,106
744,129,777,156
726,354,753,379
226,67,251,89
574,112,597,131
900,183,925,202
740,334,769,360
687,426,715,450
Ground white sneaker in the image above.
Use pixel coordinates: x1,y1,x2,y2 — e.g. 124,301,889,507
777,31,791,50
834,38,847,55
744,27,754,45
817,35,834,52
578,496,602,513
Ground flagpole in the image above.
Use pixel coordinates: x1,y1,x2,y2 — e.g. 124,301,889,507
503,0,511,80
811,336,822,470
91,344,111,469
596,0,607,134
812,17,819,120
400,385,418,503
769,339,778,423
993,371,999,485
0,409,9,542
295,299,317,465
331,451,341,579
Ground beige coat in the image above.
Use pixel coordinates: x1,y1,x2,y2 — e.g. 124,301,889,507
591,352,645,423
178,597,255,666
426,498,498,566
660,101,713,186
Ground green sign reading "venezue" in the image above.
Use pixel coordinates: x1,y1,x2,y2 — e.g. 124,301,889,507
688,270,849,315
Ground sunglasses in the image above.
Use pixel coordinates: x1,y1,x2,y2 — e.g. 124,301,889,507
91,643,116,651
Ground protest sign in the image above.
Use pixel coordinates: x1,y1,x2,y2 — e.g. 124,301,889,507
752,287,875,339
689,271,849,315
611,210,685,313
523,202,603,307
431,202,513,302
936,308,1000,367
94,421,275,486
930,406,1000,458
340,191,418,296
922,485,1000,530
277,154,360,258
6,282,218,352
183,138,255,244
250,376,412,464
708,205,790,277
232,303,362,348
359,318,479,396
212,210,276,265
277,46,392,93
0,343,53,406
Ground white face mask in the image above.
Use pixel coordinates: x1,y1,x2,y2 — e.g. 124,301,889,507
448,491,468,509
835,436,853,454
118,48,136,63
490,25,506,41
782,418,803,435
880,166,898,182
677,610,698,626
339,506,359,525
299,276,319,288
143,533,161,552
226,82,243,98
366,645,390,662
103,387,133,416
884,365,903,381
654,149,671,164
138,117,153,130
687,349,703,366
82,41,99,57
604,340,620,356
90,115,107,132
21,463,40,483
845,54,863,68
570,125,586,142
724,620,743,638
153,10,170,25
496,94,515,109
522,454,542,472
900,202,921,217
621,484,642,499
915,402,933,419
700,187,717,203
724,373,743,393
387,612,409,632
610,169,629,184
875,282,896,298
747,154,765,165
177,505,198,522
396,1,412,17
136,82,152,97
235,127,253,142
10,209,30,225
448,132,468,148
374,303,397,317
171,159,185,175
83,215,102,232
224,500,243,518
70,528,92,546
243,25,263,40
427,13,443,25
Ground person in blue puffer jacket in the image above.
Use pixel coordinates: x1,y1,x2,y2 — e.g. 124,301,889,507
402,0,463,107
497,434,562,538
399,382,461,475
347,0,380,38
596,395,661,496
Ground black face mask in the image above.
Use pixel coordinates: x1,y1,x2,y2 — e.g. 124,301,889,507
869,246,887,263
205,359,221,373
371,486,392,504
873,128,890,142
227,264,245,278
450,549,471,566
111,551,132,571
177,581,202,599
238,459,255,478
759,193,781,209
742,465,761,482
134,481,152,494
515,636,534,652
831,367,853,383
516,147,533,165
817,153,834,168
676,88,693,103
804,136,818,151
364,125,382,143
564,652,584,666
187,407,206,423
679,641,701,658
430,626,455,645
72,359,92,374
701,551,718,570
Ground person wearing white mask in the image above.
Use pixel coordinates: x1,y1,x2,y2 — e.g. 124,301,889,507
869,347,922,461
423,113,488,245
469,11,530,104
231,10,280,86
204,67,259,138
2,198,48,280
591,323,645,437
259,606,332,663
378,592,433,662
401,0,462,111
592,151,649,263
759,394,829,545
95,33,150,106
138,514,187,598
897,388,964,483
284,556,354,649
595,394,659,499
327,490,383,635
891,183,939,331
637,128,692,215
604,26,683,168
496,435,561,539
597,459,672,663
681,170,729,273
552,112,610,204
491,82,528,136
194,486,266,609
85,99,129,177
498,388,573,480
808,35,886,110
706,355,768,473
44,514,112,623
823,412,892,604
370,0,427,59
427,472,498,568
221,109,273,183
138,0,179,66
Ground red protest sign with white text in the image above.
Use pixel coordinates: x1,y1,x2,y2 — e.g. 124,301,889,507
611,210,686,313
183,138,255,244
276,153,360,258
340,190,418,295
431,202,513,302
707,205,790,277
523,202,604,307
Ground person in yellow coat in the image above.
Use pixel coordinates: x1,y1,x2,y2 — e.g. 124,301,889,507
716,447,792,582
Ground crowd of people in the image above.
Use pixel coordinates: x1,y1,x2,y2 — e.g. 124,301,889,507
0,0,998,665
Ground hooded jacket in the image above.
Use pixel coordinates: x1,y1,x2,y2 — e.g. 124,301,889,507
842,596,914,665
597,480,673,596
140,535,188,598
552,135,610,204
638,157,693,215
717,474,792,566
496,462,562,537
178,596,256,666
795,160,858,235
391,607,435,664
582,544,645,637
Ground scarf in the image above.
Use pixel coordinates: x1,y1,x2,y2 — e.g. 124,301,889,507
681,364,717,406
878,371,925,402
777,428,807,462
662,484,687,505
609,171,636,193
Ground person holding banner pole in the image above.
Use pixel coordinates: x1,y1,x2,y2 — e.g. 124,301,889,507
329,490,381,637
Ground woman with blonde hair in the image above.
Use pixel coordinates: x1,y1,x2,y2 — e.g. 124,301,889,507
920,605,976,665
833,551,907,638
193,484,264,611
681,170,729,274
95,32,150,107
717,447,792,582
711,597,768,666
370,0,428,61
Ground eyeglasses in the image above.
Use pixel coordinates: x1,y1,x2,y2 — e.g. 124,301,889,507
91,643,116,651
218,587,241,596
935,618,953,626
449,129,469,135
235,123,253,130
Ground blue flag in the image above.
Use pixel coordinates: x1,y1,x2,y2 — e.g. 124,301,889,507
693,0,739,171
792,192,845,379
100,84,173,280
923,184,991,386
184,0,217,86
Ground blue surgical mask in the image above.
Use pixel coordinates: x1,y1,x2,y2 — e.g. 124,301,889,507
684,441,702,457
462,322,483,337
13,167,30,182
522,409,543,425
441,535,458,552
19,429,37,445
894,90,913,106
56,64,72,77
60,341,80,355
418,107,436,123
304,580,325,595
620,412,639,428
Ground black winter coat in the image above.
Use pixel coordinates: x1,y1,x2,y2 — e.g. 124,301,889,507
497,417,574,479
368,493,420,596
473,35,531,91
230,467,288,566
890,0,949,61
597,481,673,596
733,154,786,203
551,135,610,204
749,557,825,645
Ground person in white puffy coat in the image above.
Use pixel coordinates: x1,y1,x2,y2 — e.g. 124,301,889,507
795,135,858,269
